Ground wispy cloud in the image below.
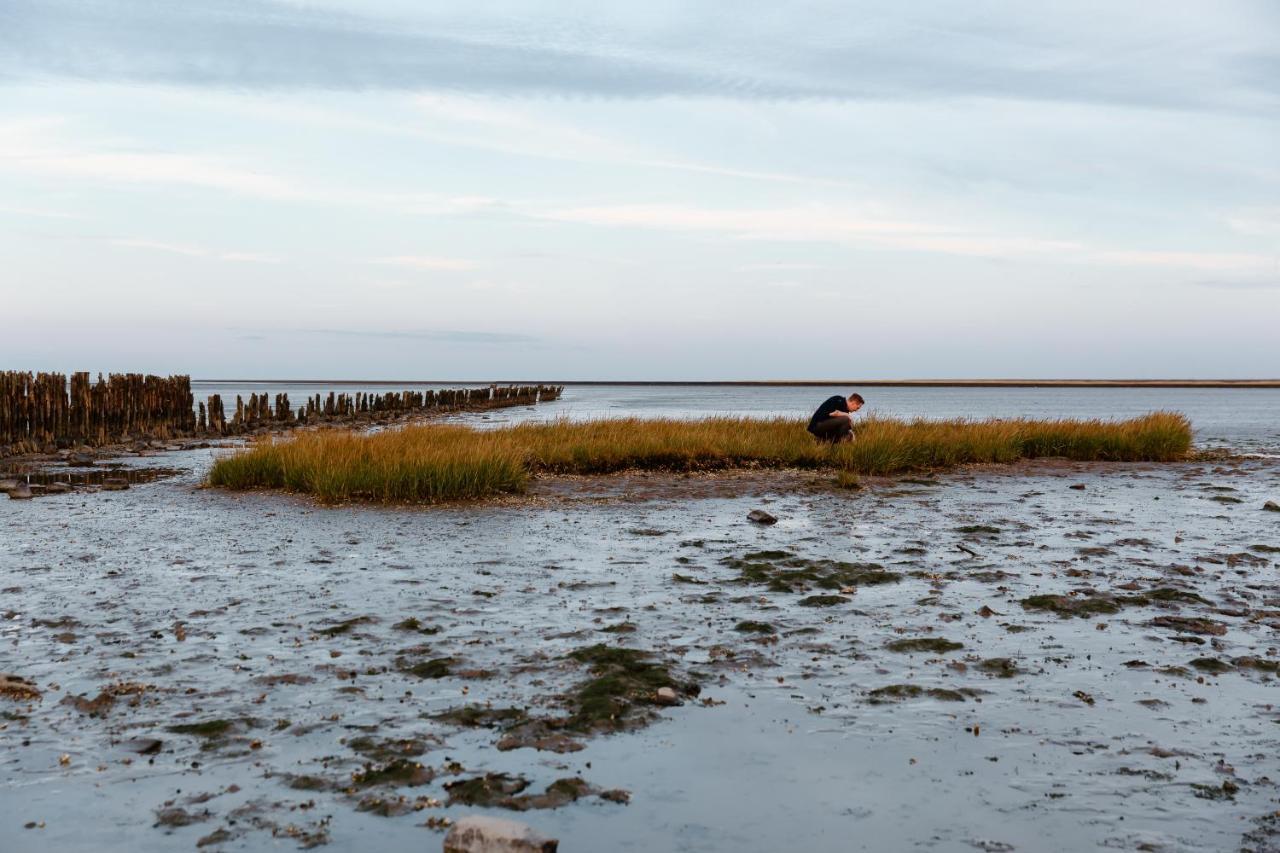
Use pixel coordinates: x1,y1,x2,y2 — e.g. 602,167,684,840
2,0,1275,113
307,328,537,345
109,237,281,263
542,202,1081,258
371,255,479,272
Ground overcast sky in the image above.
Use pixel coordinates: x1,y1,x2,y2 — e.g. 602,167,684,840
1,0,1277,379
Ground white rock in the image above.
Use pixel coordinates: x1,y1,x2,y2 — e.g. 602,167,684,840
655,686,680,706
443,815,558,853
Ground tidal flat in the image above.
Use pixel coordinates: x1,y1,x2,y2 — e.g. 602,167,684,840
2,446,1279,852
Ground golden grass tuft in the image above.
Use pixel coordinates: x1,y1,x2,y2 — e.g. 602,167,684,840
208,412,1192,504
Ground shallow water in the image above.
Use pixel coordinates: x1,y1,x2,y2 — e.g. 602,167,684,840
193,382,1280,455
3,439,1279,852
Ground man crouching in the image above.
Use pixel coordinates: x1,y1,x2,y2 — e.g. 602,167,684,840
807,392,864,443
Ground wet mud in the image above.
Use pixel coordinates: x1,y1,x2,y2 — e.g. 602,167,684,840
2,448,1279,851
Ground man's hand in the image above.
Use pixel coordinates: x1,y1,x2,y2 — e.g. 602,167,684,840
829,410,851,419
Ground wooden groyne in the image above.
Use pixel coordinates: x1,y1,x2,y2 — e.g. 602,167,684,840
1,372,563,456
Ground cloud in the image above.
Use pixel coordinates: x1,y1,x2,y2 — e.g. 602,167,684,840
543,202,1082,258
109,237,281,263
2,0,1275,113
307,328,537,345
371,255,479,271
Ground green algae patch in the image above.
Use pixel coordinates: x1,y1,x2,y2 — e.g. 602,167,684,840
977,657,1021,678
722,551,901,595
885,637,964,654
317,616,377,637
347,735,430,761
955,525,1001,535
1234,656,1280,674
285,775,334,792
391,617,439,635
798,594,849,607
1020,593,1143,618
734,621,777,634
167,718,256,739
1143,588,1210,605
399,657,454,679
433,705,528,729
444,773,530,805
444,775,604,811
351,758,434,788
1189,657,1234,674
563,644,693,732
868,684,967,704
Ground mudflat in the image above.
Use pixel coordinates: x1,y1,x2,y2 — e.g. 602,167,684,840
2,446,1278,851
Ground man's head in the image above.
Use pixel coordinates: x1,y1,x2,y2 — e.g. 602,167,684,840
847,392,865,412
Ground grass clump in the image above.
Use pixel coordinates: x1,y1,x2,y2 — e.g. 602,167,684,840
207,412,1193,504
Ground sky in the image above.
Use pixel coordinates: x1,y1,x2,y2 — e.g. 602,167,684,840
1,0,1277,380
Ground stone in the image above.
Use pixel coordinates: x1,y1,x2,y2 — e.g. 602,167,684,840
102,478,130,491
0,478,18,493
655,686,680,706
442,815,558,853
747,509,777,525
47,482,71,494
7,484,33,500
1264,501,1280,513
67,453,95,466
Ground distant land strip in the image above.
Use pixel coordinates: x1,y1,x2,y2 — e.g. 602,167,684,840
196,379,1280,388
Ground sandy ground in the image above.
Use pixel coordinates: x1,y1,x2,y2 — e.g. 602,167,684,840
2,448,1279,852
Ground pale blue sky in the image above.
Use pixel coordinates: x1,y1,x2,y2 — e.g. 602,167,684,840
1,0,1277,379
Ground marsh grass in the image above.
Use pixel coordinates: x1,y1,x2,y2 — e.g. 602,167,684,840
208,412,1192,504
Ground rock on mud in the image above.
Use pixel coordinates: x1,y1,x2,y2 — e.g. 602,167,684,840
1264,500,1280,512
6,483,33,500
747,509,778,525
443,815,558,853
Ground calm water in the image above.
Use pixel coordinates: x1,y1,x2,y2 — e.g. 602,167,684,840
191,382,1280,454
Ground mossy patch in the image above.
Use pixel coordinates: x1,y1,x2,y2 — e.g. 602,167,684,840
444,775,599,811
1189,657,1233,674
1020,592,1146,618
351,758,434,788
1143,587,1210,605
444,773,530,805
885,637,963,654
977,657,1020,677
955,525,1001,535
868,684,967,703
1234,656,1279,673
671,573,707,585
317,616,376,637
399,657,454,679
347,735,430,761
734,621,776,634
433,705,528,728
798,595,848,607
722,551,900,594
392,617,440,635
167,718,250,739
562,644,693,732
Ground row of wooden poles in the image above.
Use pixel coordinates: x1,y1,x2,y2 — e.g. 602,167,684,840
1,372,564,453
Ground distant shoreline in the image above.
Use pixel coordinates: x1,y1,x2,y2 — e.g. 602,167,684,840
193,379,1280,389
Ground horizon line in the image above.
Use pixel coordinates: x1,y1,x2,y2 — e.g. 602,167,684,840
190,378,1280,388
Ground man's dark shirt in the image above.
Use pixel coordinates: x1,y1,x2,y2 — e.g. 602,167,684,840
808,395,850,431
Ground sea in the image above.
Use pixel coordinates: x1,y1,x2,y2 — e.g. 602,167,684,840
190,382,1280,455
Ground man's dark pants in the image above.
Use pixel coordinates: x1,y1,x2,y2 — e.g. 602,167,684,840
808,416,852,443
